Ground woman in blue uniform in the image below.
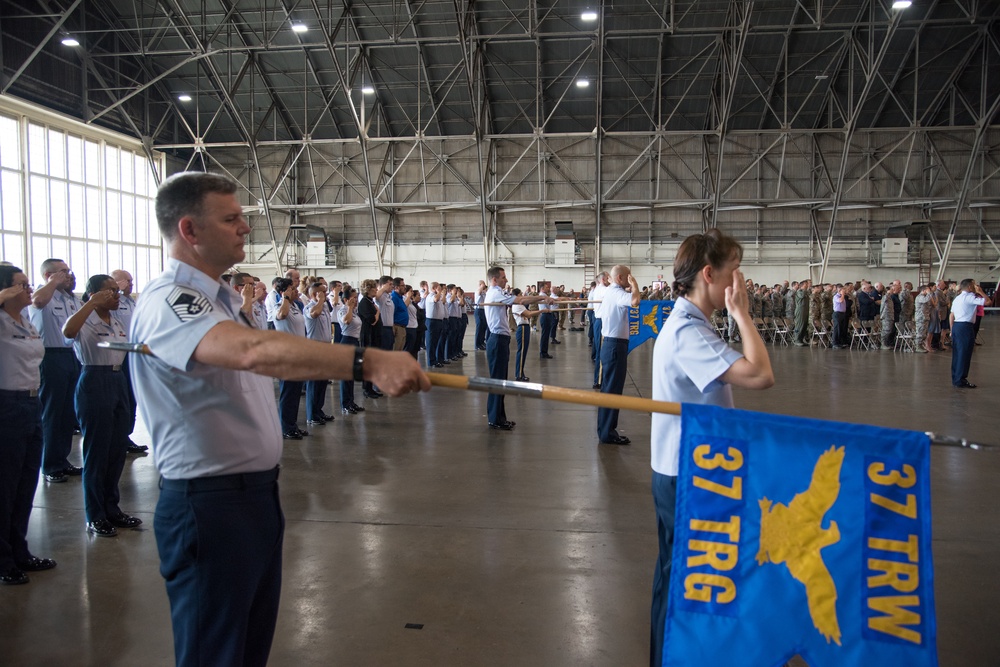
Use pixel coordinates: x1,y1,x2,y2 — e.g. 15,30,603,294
336,286,365,414
62,274,143,538
0,265,57,584
648,230,774,666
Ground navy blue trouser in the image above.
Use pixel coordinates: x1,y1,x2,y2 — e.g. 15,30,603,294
156,468,284,667
951,321,975,386
381,326,394,351
458,314,469,353
278,380,304,433
597,337,628,442
305,379,328,420
425,319,444,366
649,472,677,667
0,392,42,571
445,317,460,358
486,333,510,424
75,366,130,522
474,309,488,348
332,322,343,345
39,348,79,475
538,313,554,356
121,354,137,437
592,319,603,385
405,328,418,358
339,336,359,408
514,325,530,378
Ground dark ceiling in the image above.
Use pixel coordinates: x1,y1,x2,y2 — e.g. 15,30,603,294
3,0,999,155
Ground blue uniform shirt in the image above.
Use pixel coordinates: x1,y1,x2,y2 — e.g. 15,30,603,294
0,311,44,390
273,299,306,337
71,310,128,366
337,304,361,339
129,258,282,479
951,291,985,323
650,297,743,476
113,294,137,336
485,286,515,335
304,299,332,342
391,291,408,326
29,288,80,348
600,284,633,339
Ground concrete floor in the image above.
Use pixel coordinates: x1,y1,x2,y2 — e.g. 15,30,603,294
2,322,998,666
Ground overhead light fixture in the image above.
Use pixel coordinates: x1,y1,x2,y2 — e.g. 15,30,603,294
291,23,308,33
61,36,80,47
815,74,829,80
177,94,192,102
361,86,375,95
892,0,912,9
576,79,590,88
581,11,598,21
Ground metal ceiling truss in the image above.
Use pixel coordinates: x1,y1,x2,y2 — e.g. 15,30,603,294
2,0,1000,275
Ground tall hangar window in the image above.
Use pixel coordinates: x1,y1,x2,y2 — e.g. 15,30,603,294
0,97,165,290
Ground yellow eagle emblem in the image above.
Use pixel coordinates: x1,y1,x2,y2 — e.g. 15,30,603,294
642,308,660,335
756,445,845,645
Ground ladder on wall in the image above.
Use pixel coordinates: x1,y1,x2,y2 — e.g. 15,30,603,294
583,263,595,289
918,248,932,287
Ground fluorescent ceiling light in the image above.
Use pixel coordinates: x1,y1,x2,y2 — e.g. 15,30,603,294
291,23,308,33
892,1,912,9
61,37,80,47
576,79,590,88
815,74,829,80
177,94,192,102
819,203,877,210
361,86,375,95
717,205,764,211
581,11,598,21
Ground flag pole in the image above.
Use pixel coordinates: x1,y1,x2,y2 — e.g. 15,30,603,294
98,342,993,450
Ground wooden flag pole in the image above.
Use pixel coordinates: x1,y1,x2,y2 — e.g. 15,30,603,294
98,342,993,450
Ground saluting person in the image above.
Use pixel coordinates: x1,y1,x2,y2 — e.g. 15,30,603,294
596,265,640,445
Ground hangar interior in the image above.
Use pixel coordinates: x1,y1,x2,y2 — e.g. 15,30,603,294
1,2,998,666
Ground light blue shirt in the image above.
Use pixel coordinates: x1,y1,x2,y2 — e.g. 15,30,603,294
951,291,984,323
71,310,128,366
337,304,361,339
425,293,443,320
377,290,395,326
304,299,332,342
591,283,607,320
485,286,515,336
0,311,44,391
29,288,80,348
600,284,633,339
650,297,743,476
537,291,551,312
273,299,306,337
129,257,282,479
113,294,137,335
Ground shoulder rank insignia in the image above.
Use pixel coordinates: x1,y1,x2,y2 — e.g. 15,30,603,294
167,286,213,322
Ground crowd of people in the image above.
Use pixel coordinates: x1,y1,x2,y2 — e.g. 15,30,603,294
1,169,992,667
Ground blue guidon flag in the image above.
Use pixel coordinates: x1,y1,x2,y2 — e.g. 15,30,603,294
664,404,937,667
628,300,675,352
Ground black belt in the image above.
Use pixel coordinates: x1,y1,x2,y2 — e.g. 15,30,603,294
160,465,280,493
44,347,74,353
84,364,122,372
0,388,39,398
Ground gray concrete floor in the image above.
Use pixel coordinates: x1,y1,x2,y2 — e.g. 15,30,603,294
2,322,998,666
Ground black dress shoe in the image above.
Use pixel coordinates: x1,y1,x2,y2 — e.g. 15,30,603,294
363,391,382,399
341,407,357,415
293,428,310,437
16,557,56,572
319,412,334,421
349,404,365,412
306,419,326,426
108,513,143,529
44,471,67,483
515,376,529,382
86,520,118,537
0,567,28,585
440,360,451,365
126,440,148,453
283,431,303,440
432,363,444,368
592,383,601,389
540,353,554,359
551,339,561,344
488,422,514,430
602,435,632,445
460,352,468,357
63,465,83,476
503,420,516,427
957,381,977,389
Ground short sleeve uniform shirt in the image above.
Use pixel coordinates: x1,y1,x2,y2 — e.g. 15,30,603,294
650,297,744,476
129,258,281,479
